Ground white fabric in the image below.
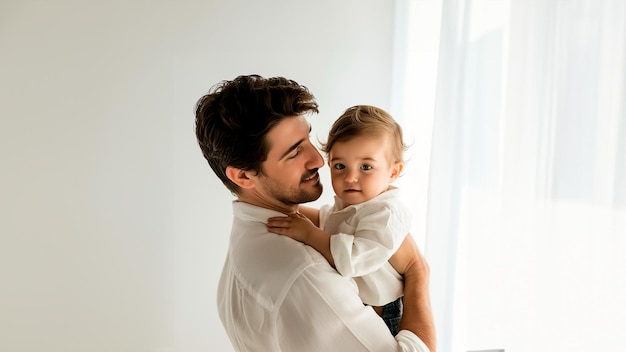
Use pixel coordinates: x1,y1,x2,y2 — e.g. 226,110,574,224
320,187,410,306
394,0,626,350
217,201,429,352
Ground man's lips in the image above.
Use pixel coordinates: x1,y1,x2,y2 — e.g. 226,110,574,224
302,172,319,182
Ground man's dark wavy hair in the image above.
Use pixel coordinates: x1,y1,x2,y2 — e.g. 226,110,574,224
195,75,319,194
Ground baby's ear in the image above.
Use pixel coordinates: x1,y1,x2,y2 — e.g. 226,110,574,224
390,161,404,181
225,166,255,189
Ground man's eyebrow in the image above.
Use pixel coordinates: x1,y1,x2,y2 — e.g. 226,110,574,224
279,139,305,160
278,125,312,160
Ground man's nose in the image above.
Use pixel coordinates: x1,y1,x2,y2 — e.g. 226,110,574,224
306,145,324,169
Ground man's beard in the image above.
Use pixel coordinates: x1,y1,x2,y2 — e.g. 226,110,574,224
261,174,323,206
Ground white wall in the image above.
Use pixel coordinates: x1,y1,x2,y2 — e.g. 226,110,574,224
0,1,396,351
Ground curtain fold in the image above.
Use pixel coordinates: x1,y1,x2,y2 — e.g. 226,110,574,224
398,0,626,351
424,0,470,351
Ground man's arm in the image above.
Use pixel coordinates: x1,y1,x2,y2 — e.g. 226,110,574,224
276,258,431,352
389,235,437,352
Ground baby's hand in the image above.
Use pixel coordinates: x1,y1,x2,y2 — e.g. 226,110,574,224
266,212,318,243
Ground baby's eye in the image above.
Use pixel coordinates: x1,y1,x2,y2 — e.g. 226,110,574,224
333,163,346,170
360,164,373,171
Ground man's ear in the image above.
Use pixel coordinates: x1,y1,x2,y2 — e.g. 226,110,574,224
225,166,255,189
390,161,404,181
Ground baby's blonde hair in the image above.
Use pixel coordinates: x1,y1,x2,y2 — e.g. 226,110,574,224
322,105,406,164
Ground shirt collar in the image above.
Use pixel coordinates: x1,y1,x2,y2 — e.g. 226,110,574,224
232,200,289,223
332,185,400,211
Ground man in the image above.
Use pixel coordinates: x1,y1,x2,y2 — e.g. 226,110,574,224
195,75,436,351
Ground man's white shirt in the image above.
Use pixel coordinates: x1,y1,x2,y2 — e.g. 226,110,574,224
216,201,429,352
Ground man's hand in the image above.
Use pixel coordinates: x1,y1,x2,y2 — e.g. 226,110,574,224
388,234,429,277
389,234,436,352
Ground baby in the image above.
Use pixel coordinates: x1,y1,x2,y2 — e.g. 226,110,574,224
267,105,411,335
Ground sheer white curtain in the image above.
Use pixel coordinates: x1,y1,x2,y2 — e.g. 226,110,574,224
394,0,626,351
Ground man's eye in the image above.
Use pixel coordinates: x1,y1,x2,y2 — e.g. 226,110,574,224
361,164,373,170
289,148,302,159
333,163,345,170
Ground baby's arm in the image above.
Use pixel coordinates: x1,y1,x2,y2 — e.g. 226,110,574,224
267,213,335,267
296,205,320,226
332,206,409,278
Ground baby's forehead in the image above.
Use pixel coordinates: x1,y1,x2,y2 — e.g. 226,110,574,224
331,132,402,162
331,136,392,154
334,132,392,147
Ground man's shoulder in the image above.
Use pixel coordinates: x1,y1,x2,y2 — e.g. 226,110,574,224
227,232,329,306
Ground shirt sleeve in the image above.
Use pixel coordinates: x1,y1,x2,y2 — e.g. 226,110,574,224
275,260,430,352
330,204,411,278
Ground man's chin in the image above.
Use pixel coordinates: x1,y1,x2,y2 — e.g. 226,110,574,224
300,183,323,203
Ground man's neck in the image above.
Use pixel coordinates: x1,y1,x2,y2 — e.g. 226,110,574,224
236,193,298,215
